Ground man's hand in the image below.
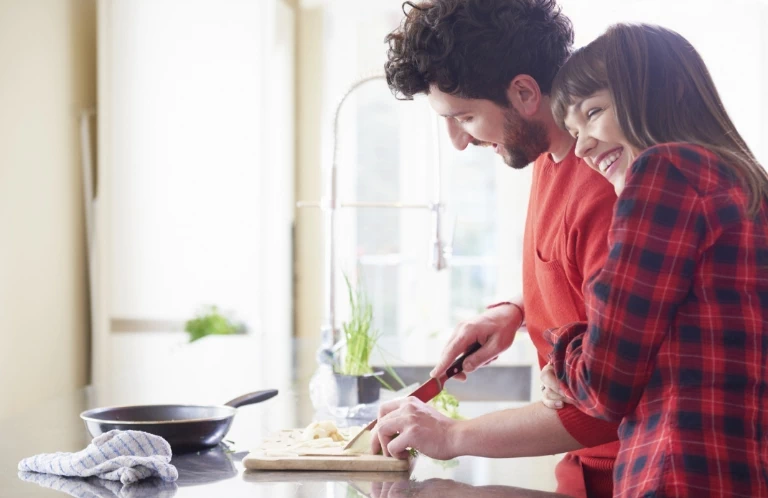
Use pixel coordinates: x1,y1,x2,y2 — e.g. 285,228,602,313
430,302,523,381
371,479,469,498
370,397,460,461
540,363,575,410
371,478,575,498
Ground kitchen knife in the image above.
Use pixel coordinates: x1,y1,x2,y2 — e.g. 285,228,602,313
342,341,482,451
408,340,482,403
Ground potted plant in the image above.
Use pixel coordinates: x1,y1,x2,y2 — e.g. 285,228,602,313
184,305,244,343
333,275,384,407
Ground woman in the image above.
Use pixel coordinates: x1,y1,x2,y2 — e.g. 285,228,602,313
539,23,768,497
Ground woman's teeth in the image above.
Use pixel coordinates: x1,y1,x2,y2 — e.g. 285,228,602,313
599,151,621,172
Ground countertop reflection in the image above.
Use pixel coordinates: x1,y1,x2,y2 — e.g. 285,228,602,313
2,385,579,498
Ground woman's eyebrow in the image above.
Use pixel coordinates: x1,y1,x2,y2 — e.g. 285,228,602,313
572,98,587,113
563,99,584,125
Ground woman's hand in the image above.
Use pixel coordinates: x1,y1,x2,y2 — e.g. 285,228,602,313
540,363,575,410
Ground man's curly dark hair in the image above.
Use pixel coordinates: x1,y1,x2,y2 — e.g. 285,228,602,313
385,0,574,106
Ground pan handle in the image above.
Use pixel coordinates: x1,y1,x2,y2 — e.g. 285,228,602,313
224,389,279,409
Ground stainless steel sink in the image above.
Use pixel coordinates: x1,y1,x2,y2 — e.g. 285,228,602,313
372,365,531,402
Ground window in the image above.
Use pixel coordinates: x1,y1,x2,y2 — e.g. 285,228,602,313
322,0,768,366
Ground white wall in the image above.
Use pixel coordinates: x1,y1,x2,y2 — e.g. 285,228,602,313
560,0,768,166
0,0,95,419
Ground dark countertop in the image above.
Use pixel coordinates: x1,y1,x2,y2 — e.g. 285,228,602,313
2,386,577,498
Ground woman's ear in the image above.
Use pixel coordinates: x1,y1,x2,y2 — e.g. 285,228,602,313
506,75,542,117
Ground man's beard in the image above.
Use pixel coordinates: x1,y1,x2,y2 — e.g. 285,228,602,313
498,107,550,169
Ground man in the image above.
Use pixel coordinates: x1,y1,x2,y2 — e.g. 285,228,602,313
373,1,620,496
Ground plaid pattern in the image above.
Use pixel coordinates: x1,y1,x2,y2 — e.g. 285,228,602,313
547,143,768,497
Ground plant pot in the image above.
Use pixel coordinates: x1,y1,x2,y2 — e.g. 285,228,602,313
332,371,384,407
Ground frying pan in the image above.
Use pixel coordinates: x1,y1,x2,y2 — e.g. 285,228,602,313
80,389,278,452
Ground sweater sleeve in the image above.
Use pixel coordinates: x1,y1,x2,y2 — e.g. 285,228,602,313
556,173,621,446
557,402,621,447
549,149,707,422
566,171,617,298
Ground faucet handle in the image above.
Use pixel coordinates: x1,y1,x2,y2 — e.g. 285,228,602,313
446,213,457,258
430,208,456,271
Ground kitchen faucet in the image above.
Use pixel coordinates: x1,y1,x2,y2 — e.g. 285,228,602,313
297,73,450,369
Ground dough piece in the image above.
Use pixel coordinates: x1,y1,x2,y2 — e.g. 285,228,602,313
343,429,373,455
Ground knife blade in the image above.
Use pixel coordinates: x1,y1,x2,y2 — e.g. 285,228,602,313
342,341,482,451
408,376,445,403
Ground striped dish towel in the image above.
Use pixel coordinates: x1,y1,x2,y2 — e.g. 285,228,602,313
17,473,178,498
18,430,178,485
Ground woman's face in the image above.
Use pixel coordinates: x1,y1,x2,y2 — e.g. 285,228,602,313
563,89,642,196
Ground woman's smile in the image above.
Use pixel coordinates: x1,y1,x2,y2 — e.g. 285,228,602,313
594,147,623,174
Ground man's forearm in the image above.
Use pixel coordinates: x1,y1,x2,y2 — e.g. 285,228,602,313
450,401,583,458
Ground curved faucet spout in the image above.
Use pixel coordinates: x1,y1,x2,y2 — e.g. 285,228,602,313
301,73,450,364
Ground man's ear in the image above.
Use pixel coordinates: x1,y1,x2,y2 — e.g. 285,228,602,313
505,75,541,117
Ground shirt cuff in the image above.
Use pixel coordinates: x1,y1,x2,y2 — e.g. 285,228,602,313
556,404,621,448
544,322,587,361
486,300,525,327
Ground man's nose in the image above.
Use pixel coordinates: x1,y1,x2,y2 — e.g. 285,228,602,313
445,118,473,151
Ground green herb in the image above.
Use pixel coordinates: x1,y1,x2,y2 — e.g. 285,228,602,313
435,457,459,468
346,486,366,498
430,389,463,420
184,305,242,343
338,274,380,376
375,433,419,459
222,439,236,454
373,363,409,391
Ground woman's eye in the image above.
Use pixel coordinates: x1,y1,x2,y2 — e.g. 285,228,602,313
458,116,473,124
586,107,602,119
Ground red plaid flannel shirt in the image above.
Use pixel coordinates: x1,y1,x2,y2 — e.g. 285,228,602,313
547,143,768,497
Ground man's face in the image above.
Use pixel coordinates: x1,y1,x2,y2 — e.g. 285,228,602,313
427,85,549,169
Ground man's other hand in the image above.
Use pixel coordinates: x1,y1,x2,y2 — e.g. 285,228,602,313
430,303,523,381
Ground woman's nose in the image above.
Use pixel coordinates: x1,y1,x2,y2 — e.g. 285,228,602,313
446,119,473,151
574,134,595,159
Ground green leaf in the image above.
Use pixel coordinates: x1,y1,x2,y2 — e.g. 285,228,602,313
430,389,463,420
338,274,378,376
184,305,241,343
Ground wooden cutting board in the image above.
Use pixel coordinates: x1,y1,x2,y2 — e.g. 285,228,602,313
242,430,411,472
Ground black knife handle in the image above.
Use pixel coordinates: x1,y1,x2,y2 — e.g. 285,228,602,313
445,341,482,379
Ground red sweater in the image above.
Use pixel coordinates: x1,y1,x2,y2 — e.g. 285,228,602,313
522,148,620,497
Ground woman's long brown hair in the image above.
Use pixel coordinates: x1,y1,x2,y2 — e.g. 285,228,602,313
551,23,768,215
